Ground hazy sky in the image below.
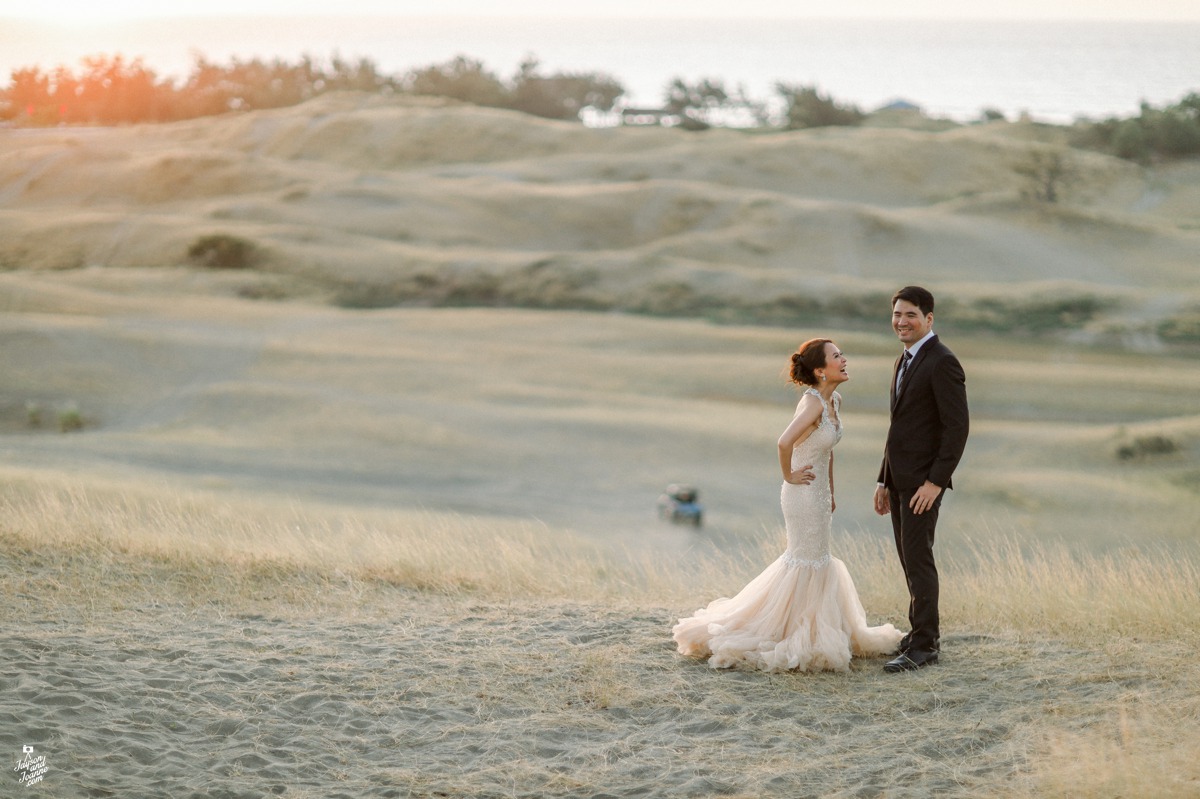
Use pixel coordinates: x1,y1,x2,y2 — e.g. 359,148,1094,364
3,0,1200,21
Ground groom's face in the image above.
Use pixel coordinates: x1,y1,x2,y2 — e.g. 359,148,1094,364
892,299,933,346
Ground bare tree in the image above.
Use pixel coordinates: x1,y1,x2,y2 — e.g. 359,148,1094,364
1014,148,1077,204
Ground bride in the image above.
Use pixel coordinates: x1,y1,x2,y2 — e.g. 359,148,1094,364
672,338,903,672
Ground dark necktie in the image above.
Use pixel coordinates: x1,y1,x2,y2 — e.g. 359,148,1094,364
895,350,913,394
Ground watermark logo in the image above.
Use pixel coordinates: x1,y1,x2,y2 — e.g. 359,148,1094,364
14,745,48,787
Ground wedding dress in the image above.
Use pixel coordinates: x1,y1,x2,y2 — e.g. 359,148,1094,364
672,388,902,672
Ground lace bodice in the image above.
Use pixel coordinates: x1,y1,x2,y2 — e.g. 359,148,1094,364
789,389,842,469
781,388,842,566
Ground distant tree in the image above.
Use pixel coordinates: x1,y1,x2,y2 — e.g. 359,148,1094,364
1070,93,1200,163
1142,103,1200,158
327,55,393,93
1111,118,1151,162
661,77,768,128
407,56,506,108
1014,148,1077,204
178,54,239,117
2,55,173,125
215,57,310,111
508,56,624,120
3,67,53,121
1,50,642,127
775,84,865,129
73,55,162,123
663,77,727,116
1174,92,1200,124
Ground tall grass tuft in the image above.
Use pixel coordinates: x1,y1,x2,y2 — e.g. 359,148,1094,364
943,527,1200,642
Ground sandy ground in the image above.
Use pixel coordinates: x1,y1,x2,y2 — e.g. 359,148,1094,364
4,545,1198,799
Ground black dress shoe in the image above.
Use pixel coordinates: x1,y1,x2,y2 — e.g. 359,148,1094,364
883,650,938,673
896,634,912,655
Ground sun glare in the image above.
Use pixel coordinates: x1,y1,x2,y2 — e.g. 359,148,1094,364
1,0,270,24
2,0,1196,24
4,2,162,24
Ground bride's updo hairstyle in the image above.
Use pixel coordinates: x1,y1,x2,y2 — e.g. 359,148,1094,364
788,338,832,387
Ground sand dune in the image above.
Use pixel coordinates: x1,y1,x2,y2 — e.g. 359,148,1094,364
2,92,1198,319
2,493,1197,798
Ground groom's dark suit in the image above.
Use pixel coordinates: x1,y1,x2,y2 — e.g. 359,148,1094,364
878,334,969,654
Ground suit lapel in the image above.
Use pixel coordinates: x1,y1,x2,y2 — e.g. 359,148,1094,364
892,335,938,411
889,354,902,411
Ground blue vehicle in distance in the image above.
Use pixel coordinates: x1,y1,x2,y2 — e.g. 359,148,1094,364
657,484,703,527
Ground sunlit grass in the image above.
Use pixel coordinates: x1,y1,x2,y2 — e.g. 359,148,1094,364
2,472,1199,798
3,472,1197,645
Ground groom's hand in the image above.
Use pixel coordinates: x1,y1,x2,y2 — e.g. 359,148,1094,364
873,486,889,515
909,481,943,515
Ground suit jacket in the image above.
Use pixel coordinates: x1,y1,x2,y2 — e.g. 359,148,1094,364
878,335,969,491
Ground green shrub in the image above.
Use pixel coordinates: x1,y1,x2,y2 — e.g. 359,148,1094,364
1147,108,1200,157
1072,94,1200,163
1115,435,1180,461
1014,148,1077,203
824,292,892,321
1159,308,1200,343
1112,119,1151,161
775,84,865,129
950,294,1110,333
57,402,83,433
1068,117,1118,151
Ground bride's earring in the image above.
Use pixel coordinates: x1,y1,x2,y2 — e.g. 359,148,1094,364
820,373,826,381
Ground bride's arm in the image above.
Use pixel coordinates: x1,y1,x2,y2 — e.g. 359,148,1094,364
778,395,822,484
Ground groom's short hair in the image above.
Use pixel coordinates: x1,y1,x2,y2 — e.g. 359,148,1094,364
893,286,934,317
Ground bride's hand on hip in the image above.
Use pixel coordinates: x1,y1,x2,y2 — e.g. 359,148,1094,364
785,465,815,485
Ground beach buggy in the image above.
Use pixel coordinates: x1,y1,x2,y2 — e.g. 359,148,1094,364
657,484,703,527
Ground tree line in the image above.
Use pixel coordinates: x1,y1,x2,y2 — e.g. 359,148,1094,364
1068,94,1200,163
3,52,1198,162
0,51,873,131
0,53,626,126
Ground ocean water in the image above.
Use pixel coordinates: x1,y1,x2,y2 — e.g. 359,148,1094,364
1,15,1197,123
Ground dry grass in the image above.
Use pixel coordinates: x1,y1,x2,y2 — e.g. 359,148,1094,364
2,473,1198,797
1029,705,1200,799
0,471,619,605
4,470,1198,643
2,467,1200,643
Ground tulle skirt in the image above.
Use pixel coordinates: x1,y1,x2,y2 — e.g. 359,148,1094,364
672,553,902,672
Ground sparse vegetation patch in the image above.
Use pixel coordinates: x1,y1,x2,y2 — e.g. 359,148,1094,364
186,234,257,269
1116,434,1181,461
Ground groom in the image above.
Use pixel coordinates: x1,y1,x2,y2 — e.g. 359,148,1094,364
873,286,969,673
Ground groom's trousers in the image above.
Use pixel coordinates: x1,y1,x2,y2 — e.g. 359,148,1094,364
889,486,942,653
